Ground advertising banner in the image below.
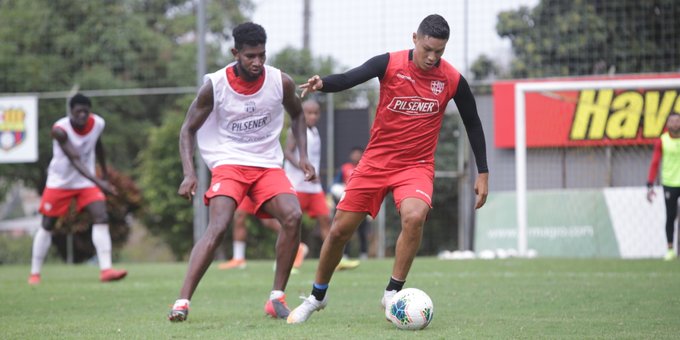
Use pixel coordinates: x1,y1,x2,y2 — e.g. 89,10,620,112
493,74,680,148
0,96,38,163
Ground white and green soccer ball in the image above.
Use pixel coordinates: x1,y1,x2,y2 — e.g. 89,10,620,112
387,288,434,330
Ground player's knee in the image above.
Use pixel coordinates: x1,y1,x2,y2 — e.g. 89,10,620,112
280,208,302,229
42,218,56,231
401,210,426,231
92,215,109,224
329,224,354,243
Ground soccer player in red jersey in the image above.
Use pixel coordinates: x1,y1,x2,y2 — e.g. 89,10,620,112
288,14,488,323
168,22,315,322
29,93,127,285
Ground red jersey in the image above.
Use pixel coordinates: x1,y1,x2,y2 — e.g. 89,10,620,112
362,50,460,169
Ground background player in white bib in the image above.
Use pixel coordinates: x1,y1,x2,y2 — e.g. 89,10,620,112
168,22,316,322
29,93,127,285
283,99,335,252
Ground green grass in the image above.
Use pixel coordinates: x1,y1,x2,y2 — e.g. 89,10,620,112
1,258,678,339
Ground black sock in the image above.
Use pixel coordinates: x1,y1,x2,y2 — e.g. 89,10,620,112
312,283,328,301
386,276,405,292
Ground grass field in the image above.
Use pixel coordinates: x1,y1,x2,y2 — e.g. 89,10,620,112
1,258,678,339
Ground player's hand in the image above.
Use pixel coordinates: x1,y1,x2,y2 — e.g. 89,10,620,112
646,188,656,203
98,180,118,196
474,173,489,209
298,159,317,182
178,174,198,201
299,75,323,98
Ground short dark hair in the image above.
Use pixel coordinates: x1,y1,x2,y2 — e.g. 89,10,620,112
69,93,91,109
233,22,267,50
417,14,450,40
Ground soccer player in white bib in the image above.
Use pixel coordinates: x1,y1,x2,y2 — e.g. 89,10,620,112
168,22,316,322
29,93,127,285
283,99,333,249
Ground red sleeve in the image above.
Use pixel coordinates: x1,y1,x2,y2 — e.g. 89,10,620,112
647,139,662,185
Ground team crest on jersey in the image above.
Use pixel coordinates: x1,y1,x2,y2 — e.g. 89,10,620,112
0,107,26,151
431,80,445,95
244,100,256,114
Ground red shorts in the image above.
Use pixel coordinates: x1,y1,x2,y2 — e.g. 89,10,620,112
205,165,295,218
337,164,434,218
236,196,258,215
296,192,330,217
39,186,106,217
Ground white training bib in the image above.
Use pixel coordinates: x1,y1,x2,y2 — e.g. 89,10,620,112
45,114,105,189
284,126,322,193
197,63,285,169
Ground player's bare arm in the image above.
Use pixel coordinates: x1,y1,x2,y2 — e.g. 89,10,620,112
178,80,215,200
94,137,117,195
53,128,115,195
282,72,316,181
283,128,300,168
95,138,109,180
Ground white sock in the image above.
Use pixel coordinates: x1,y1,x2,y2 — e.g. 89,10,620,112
233,241,246,260
92,223,112,270
174,299,190,308
270,290,284,300
30,228,52,275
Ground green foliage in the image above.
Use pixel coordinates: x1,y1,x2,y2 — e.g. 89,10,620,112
470,54,499,81
0,0,253,181
497,0,680,78
0,0,253,257
136,98,194,260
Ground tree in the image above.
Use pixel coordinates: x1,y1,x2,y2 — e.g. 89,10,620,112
497,0,680,78
0,0,253,257
470,54,500,81
0,0,253,184
136,100,194,259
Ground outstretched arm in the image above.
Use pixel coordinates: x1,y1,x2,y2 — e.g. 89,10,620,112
54,128,115,195
178,80,215,200
283,128,300,168
299,53,389,97
95,138,109,180
282,72,315,181
453,75,489,209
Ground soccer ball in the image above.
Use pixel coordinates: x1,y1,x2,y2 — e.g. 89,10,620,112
387,288,434,330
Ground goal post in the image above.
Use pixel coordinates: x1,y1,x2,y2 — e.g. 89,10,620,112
513,76,680,257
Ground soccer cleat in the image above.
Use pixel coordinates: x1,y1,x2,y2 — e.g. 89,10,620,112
168,300,190,322
335,257,360,271
100,268,127,282
663,249,677,261
28,273,41,285
287,295,328,324
293,243,309,269
264,294,290,319
218,258,247,270
381,290,397,321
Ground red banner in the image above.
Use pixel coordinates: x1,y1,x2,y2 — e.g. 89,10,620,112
493,74,680,148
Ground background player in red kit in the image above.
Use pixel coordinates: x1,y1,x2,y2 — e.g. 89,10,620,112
217,196,308,271
288,14,489,323
29,93,127,285
168,22,315,322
